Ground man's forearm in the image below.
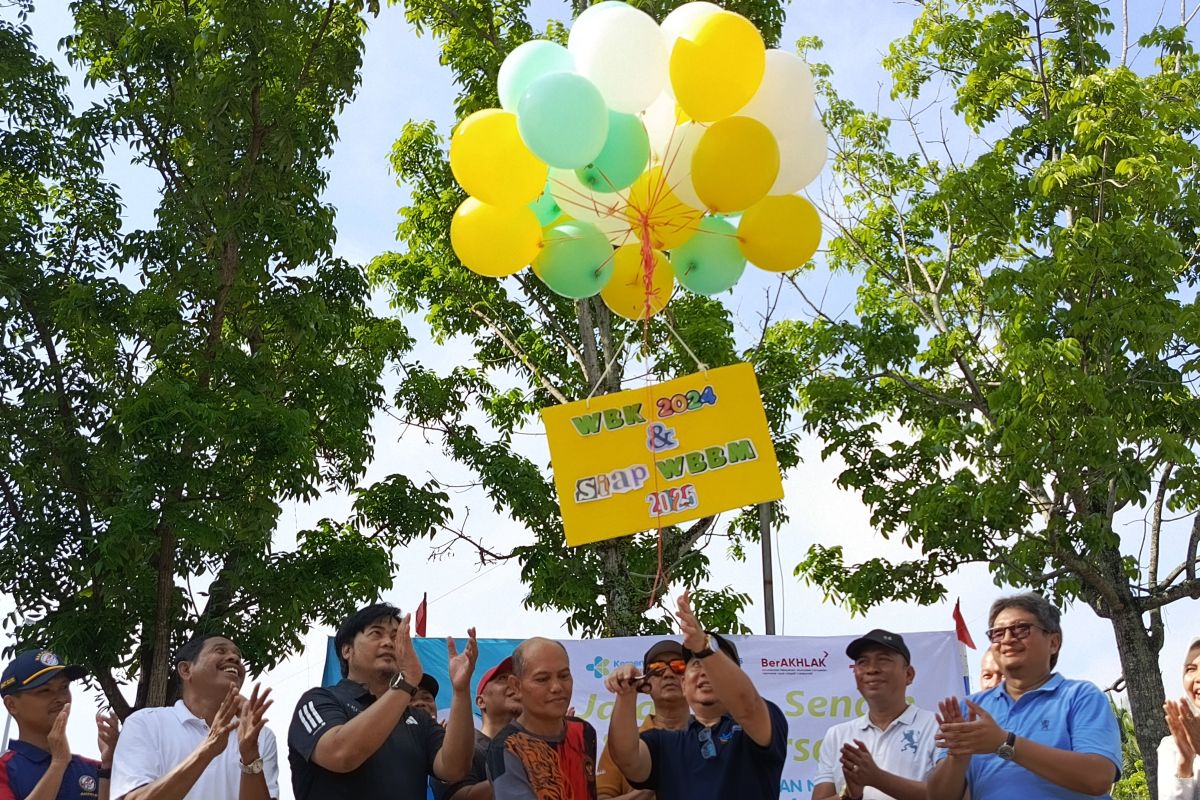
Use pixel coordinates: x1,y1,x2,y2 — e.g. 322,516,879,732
311,689,410,772
1011,739,1116,796
925,757,969,800
699,652,762,721
237,770,272,800
24,761,67,800
607,693,649,783
433,688,475,782
123,749,217,800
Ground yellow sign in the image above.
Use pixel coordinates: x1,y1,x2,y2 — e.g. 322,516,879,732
541,363,784,546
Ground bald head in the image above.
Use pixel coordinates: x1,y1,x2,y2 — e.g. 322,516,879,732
511,637,569,677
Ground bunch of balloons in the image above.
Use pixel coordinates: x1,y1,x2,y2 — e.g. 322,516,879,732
448,0,826,320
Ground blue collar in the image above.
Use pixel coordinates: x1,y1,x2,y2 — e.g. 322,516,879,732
996,672,1065,703
8,739,50,764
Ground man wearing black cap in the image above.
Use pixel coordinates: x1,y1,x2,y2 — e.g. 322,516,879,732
596,640,689,800
603,591,787,800
433,656,521,800
812,630,937,800
0,649,119,800
409,675,441,720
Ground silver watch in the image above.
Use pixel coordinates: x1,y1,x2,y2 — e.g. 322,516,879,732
239,757,264,775
996,731,1016,761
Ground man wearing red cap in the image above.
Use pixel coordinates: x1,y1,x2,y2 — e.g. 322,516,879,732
0,648,119,800
433,657,522,800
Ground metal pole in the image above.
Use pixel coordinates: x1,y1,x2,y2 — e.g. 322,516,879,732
1,711,11,751
759,502,776,634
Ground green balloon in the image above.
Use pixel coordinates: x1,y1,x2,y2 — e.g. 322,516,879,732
518,72,609,169
670,216,746,295
534,220,615,298
498,41,574,112
576,112,650,193
530,180,563,226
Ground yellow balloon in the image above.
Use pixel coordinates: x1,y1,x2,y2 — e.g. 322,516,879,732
601,244,674,320
692,117,779,213
624,166,702,250
737,194,821,272
669,11,765,122
451,197,543,277
449,109,548,207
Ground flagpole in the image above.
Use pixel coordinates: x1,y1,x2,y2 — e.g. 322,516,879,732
759,503,775,635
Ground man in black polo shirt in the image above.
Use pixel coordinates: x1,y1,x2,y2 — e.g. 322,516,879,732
603,592,787,800
288,603,479,799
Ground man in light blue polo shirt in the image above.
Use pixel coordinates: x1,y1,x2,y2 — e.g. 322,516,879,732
927,592,1121,800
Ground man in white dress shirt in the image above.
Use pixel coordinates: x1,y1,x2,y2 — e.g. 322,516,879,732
110,635,277,800
812,630,937,800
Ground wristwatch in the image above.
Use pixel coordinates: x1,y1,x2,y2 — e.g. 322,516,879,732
389,671,419,695
691,635,717,659
239,757,264,775
996,731,1017,761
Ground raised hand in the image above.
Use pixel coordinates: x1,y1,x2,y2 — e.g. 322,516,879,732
237,683,273,764
96,710,119,767
1165,698,1199,774
197,683,240,763
604,663,642,697
675,590,707,652
447,628,478,692
48,702,71,766
392,613,425,686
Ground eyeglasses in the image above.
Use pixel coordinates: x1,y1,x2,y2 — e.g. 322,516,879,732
698,726,717,759
984,622,1049,644
647,659,686,676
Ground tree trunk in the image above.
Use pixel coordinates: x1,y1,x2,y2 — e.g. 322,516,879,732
1108,605,1168,798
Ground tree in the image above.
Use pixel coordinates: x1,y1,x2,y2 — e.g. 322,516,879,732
786,0,1200,790
367,0,799,635
0,0,447,717
1110,700,1150,800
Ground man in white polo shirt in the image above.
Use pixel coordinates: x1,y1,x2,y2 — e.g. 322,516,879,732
110,634,277,800
812,630,937,800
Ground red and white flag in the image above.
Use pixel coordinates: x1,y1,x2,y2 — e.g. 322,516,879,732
415,592,428,638
953,598,976,649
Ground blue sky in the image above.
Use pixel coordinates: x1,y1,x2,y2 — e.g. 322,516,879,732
7,0,1199,792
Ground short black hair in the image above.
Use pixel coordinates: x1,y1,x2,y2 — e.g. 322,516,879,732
988,593,1063,669
173,634,228,669
335,603,402,677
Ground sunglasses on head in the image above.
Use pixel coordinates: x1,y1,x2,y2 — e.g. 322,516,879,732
647,658,686,676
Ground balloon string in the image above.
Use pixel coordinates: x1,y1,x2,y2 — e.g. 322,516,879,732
638,210,669,610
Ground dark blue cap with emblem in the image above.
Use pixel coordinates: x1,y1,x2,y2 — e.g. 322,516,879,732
0,649,87,696
845,629,912,664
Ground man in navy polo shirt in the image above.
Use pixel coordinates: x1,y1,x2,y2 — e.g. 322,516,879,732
927,592,1121,800
288,603,479,800
0,648,119,800
603,592,787,800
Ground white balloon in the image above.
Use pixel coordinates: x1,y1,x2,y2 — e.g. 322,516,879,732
658,121,706,210
642,90,680,163
771,114,828,194
569,2,667,113
549,168,626,224
737,50,815,136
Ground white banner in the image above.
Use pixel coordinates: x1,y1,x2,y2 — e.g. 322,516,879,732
562,631,967,800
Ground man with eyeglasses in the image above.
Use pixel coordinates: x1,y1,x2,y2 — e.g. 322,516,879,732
812,630,937,800
595,640,690,800
927,592,1121,800
602,592,787,800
